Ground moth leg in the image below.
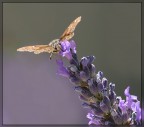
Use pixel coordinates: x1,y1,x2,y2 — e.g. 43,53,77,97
59,43,64,52
50,53,53,60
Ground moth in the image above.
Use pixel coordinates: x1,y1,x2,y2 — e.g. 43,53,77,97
17,16,81,59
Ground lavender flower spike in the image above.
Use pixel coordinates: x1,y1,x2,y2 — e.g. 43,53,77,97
56,39,141,125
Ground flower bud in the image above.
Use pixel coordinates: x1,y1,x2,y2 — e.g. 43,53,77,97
100,96,111,114
102,77,108,88
83,66,90,78
101,88,108,96
113,115,123,125
91,105,104,116
86,56,95,65
97,82,104,93
103,96,111,107
109,83,115,91
82,102,91,108
80,57,88,67
116,96,122,104
79,95,88,102
97,71,103,79
80,71,89,82
89,64,96,77
100,101,109,114
87,79,98,95
74,86,93,98
109,90,116,105
69,76,80,85
122,112,129,124
110,109,123,125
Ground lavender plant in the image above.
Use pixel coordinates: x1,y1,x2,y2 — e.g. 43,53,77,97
56,39,141,125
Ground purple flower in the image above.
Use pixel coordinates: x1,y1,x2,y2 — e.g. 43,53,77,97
121,86,141,123
80,56,95,68
56,59,69,77
118,96,127,113
131,101,141,122
124,86,138,109
59,40,76,60
87,112,104,125
135,101,141,121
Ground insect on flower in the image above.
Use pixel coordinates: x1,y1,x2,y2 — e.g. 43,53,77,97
17,16,81,59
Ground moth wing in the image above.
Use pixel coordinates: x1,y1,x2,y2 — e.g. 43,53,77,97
60,16,81,41
17,45,54,54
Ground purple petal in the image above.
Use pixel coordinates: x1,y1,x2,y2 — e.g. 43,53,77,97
69,40,76,53
87,113,93,120
118,97,127,113
87,113,102,125
80,71,89,81
135,101,141,121
87,79,98,95
96,71,103,81
80,56,95,68
64,52,72,60
80,57,88,67
124,86,138,109
131,102,136,111
69,76,80,84
124,86,130,96
86,56,95,65
59,40,77,60
59,40,72,60
102,77,108,88
89,64,96,77
60,40,71,51
131,95,138,101
56,60,69,77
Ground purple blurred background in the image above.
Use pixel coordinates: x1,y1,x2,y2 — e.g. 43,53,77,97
3,54,88,124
